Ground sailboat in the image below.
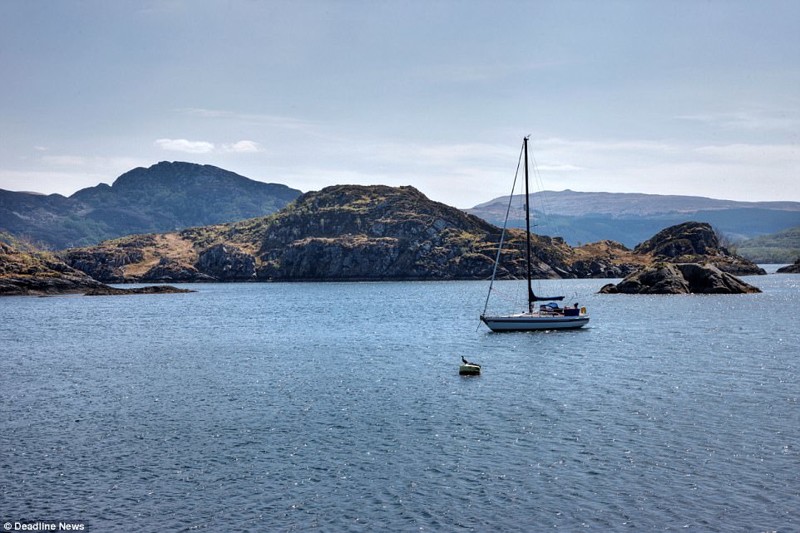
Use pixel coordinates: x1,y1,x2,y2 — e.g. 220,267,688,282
480,136,590,332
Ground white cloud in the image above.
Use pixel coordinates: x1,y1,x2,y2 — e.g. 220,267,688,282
154,137,263,155
223,140,262,153
155,138,215,153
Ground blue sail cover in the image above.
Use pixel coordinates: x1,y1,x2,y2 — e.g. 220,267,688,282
530,288,565,302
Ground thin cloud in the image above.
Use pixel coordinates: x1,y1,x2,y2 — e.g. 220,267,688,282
42,155,91,167
155,138,215,154
694,143,799,163
676,109,800,132
177,108,320,132
223,140,262,153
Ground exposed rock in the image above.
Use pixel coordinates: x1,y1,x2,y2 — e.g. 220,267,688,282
599,263,761,294
195,243,256,281
634,221,765,275
1,240,195,296
63,248,143,282
141,257,215,282
84,285,194,296
570,240,645,278
0,241,107,295
776,258,800,273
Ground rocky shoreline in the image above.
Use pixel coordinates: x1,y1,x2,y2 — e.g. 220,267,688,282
2,186,769,295
0,241,192,297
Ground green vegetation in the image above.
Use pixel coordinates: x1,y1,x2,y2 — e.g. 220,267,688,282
736,227,800,263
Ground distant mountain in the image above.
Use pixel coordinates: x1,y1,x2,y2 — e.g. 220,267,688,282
0,162,302,249
467,190,800,248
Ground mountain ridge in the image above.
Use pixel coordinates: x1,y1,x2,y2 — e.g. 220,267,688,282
0,162,301,249
467,190,800,247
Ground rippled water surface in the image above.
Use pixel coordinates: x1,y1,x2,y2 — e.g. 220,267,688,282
2,275,799,531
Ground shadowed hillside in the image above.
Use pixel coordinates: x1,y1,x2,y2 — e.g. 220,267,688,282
0,162,301,249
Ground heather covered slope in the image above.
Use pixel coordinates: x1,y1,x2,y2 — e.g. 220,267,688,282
60,185,578,282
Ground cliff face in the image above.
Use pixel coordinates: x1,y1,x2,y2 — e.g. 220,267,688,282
254,185,543,280
57,186,765,284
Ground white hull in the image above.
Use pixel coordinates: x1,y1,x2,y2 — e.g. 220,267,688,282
481,313,589,332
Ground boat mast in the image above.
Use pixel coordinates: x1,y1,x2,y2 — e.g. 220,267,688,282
523,136,534,313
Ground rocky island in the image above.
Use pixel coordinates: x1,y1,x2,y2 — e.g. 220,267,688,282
776,258,800,273
599,263,761,294
0,239,192,296
55,186,763,285
598,222,763,294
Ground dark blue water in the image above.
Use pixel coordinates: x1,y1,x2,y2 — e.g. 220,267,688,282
2,275,798,532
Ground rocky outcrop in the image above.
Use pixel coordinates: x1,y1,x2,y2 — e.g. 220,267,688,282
776,258,800,273
634,221,764,275
61,185,540,283
63,248,144,283
599,263,761,294
570,240,645,278
196,244,256,280
84,285,193,296
251,185,504,280
0,240,192,296
141,257,215,282
0,241,107,295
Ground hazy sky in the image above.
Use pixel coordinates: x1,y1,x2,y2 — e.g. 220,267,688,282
1,0,798,207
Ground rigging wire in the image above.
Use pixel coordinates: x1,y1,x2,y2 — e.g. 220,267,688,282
480,138,526,318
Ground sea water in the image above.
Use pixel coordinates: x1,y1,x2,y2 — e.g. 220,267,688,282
1,275,798,531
